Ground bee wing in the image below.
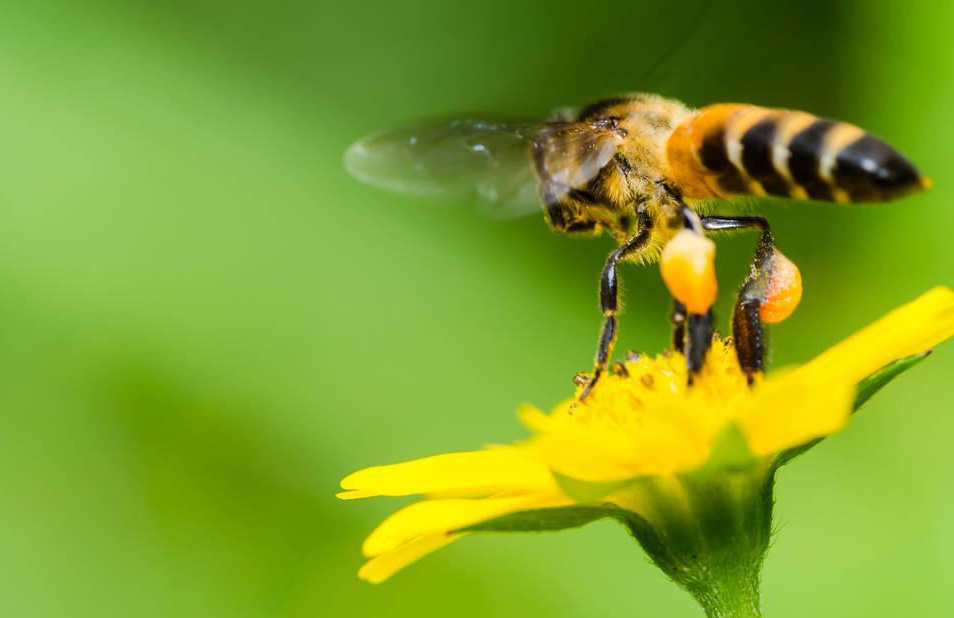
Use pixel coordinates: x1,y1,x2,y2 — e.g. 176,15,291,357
344,117,626,220
531,122,624,201
344,117,543,220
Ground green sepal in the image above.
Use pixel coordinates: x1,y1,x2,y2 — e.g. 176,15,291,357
551,471,635,502
457,504,622,533
853,352,929,411
691,423,759,477
775,352,929,468
456,503,664,561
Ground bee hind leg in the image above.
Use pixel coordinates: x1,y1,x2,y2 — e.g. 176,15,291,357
701,215,774,384
579,212,653,400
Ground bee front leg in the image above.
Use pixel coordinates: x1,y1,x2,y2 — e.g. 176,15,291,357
579,212,653,400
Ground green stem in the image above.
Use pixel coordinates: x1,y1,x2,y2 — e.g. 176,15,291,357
617,469,773,618
690,568,762,618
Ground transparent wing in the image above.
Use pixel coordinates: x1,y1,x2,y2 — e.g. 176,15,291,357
532,122,623,198
344,118,543,220
344,116,629,220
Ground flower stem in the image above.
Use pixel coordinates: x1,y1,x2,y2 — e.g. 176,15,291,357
617,471,772,618
690,566,762,618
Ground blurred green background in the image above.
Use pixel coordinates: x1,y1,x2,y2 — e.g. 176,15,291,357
1,1,951,616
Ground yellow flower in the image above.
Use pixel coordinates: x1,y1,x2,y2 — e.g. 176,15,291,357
339,287,954,593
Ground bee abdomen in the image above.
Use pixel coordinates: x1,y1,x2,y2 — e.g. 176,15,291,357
666,104,931,202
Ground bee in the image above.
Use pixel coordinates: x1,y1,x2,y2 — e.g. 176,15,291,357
345,93,930,396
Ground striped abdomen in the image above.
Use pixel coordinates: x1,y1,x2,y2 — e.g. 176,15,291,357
666,104,931,203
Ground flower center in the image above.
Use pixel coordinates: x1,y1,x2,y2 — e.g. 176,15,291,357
565,337,754,434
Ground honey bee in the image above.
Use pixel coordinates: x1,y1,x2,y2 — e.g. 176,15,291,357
345,93,930,396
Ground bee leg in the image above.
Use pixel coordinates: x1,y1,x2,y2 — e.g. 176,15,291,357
546,201,603,236
685,309,714,383
670,299,687,351
579,212,653,400
701,216,774,384
565,220,601,234
673,204,715,381
610,360,629,377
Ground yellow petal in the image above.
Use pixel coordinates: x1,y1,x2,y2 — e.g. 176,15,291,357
339,447,554,499
363,492,571,557
738,286,954,456
736,373,856,456
527,418,707,481
358,532,464,584
791,286,954,387
517,404,552,432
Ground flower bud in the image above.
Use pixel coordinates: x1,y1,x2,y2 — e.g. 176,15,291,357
660,229,717,314
759,249,802,324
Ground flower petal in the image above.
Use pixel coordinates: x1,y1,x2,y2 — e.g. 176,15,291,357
358,532,464,584
362,492,571,556
339,447,554,499
357,492,571,583
790,286,954,388
736,373,856,456
738,286,954,456
526,418,707,481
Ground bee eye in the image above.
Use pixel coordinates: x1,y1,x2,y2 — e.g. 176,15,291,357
759,249,802,324
660,229,718,314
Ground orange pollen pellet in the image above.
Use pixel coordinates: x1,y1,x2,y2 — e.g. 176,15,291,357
759,249,802,323
659,230,718,314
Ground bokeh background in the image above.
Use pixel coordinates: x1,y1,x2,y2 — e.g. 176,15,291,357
1,1,952,616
